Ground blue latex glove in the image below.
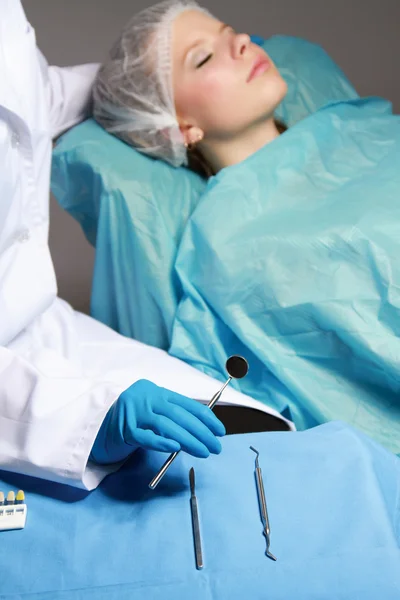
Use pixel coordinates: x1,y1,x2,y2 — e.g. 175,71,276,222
90,379,226,464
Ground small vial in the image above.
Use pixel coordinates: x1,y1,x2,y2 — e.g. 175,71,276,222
6,491,15,505
15,490,25,505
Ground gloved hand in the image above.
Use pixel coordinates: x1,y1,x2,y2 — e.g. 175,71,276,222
90,379,226,464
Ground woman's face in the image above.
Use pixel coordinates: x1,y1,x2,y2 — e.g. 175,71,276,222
172,10,287,141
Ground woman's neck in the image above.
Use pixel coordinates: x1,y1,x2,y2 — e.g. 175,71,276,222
200,118,281,174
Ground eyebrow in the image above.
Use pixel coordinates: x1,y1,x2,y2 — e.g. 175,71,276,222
183,22,230,64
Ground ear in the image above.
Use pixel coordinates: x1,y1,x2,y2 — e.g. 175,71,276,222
179,124,204,147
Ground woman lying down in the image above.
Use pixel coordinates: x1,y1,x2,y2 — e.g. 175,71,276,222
93,0,400,454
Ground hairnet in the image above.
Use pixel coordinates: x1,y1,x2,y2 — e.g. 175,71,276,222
93,0,214,167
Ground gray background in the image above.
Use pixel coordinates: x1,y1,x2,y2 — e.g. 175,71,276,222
22,0,400,314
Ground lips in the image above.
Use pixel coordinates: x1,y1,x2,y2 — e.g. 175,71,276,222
247,56,270,82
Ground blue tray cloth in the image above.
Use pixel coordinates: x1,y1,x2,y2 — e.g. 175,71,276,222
0,422,399,599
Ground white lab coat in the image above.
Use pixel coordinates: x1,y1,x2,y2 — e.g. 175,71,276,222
0,0,292,490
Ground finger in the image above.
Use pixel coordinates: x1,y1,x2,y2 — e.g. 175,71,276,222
151,415,211,458
168,393,226,437
157,403,222,455
130,429,181,453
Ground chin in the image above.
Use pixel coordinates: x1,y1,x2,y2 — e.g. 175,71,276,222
259,75,288,112
279,78,289,100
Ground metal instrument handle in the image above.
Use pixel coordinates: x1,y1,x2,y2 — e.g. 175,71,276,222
148,451,180,490
190,496,203,569
255,466,270,536
149,377,232,490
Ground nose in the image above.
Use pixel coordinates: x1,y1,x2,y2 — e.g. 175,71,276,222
233,33,251,59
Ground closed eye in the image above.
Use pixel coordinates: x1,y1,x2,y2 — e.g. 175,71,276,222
196,53,213,68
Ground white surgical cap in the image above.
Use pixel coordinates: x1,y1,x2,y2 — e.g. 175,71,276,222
93,0,213,167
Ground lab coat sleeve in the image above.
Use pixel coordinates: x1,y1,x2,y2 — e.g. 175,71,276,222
36,48,100,139
0,346,124,490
